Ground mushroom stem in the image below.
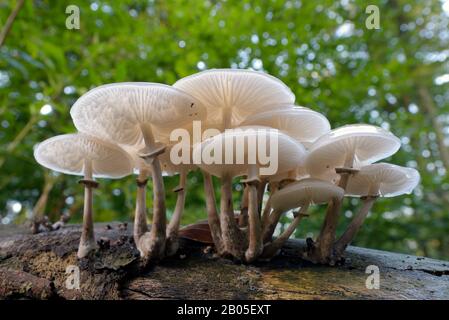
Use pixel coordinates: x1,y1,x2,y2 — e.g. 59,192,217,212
139,123,166,161
245,177,263,263
333,196,377,257
313,196,343,264
202,171,223,253
220,173,243,258
337,172,351,190
84,157,93,179
257,180,267,215
134,170,149,245
136,124,168,261
141,123,156,149
165,171,187,256
77,159,98,259
313,157,354,264
262,209,283,244
238,186,249,227
147,157,167,260
336,151,355,190
261,182,278,229
261,204,309,259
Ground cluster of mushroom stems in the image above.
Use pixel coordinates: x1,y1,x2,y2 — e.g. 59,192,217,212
34,69,419,266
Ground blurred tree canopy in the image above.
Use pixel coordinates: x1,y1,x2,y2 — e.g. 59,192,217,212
1,0,449,259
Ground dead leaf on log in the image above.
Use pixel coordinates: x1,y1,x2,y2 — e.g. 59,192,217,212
179,221,213,244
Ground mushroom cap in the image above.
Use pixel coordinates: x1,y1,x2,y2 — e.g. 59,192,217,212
306,124,401,178
192,126,307,178
34,134,133,178
240,106,330,146
121,142,196,176
265,169,297,183
271,178,344,212
173,69,295,129
152,120,198,145
269,166,339,183
70,82,206,146
345,163,420,197
159,143,197,175
120,144,151,175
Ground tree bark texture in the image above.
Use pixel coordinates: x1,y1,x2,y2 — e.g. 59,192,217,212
0,223,448,300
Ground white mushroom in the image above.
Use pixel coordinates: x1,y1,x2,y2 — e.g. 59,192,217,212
262,172,344,244
240,106,331,147
333,163,420,256
344,163,420,197
271,179,345,212
70,82,205,262
261,178,344,259
173,69,295,131
258,165,341,230
70,83,205,149
306,124,401,184
34,133,132,258
304,124,401,263
193,126,307,262
121,141,197,257
260,169,298,229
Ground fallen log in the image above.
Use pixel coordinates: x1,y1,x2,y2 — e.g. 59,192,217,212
0,223,448,300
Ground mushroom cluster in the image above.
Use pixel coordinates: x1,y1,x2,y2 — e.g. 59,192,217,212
34,69,420,266
35,82,205,262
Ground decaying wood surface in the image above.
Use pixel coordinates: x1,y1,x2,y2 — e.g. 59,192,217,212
0,223,448,300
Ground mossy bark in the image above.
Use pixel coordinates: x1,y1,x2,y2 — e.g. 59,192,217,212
1,223,448,300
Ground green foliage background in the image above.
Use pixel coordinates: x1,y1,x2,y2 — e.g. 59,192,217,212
1,0,448,259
